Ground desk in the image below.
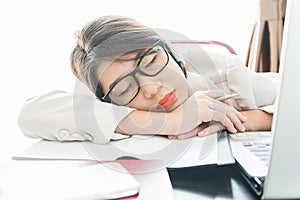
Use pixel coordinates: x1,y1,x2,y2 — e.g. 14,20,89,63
1,160,260,199
169,164,259,200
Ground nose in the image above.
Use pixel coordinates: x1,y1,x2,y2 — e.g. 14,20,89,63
138,76,162,99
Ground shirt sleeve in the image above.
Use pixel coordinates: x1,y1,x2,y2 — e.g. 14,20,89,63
224,54,280,113
184,50,279,113
17,90,135,144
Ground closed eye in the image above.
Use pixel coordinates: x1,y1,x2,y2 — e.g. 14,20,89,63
144,55,157,68
118,82,133,97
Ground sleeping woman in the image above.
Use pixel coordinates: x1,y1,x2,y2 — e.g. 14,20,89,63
18,15,279,143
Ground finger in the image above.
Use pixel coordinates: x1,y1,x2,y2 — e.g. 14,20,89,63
224,100,247,122
209,100,246,133
177,127,199,140
205,103,237,133
221,101,247,124
232,108,248,123
198,123,225,137
224,99,233,106
210,109,237,133
168,135,176,139
226,109,246,132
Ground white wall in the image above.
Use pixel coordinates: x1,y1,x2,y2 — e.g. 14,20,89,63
0,0,258,160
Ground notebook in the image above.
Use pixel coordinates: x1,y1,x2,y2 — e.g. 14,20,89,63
13,130,234,169
230,0,300,198
0,161,139,200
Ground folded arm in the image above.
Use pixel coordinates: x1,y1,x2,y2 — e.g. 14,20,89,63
18,90,245,143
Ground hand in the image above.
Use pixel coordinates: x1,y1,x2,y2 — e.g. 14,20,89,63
170,90,247,135
167,125,201,140
168,122,223,140
197,122,225,137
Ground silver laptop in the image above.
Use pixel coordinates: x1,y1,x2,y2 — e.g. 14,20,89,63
230,0,300,198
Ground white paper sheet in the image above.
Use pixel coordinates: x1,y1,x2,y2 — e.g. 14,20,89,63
13,131,233,169
0,161,139,200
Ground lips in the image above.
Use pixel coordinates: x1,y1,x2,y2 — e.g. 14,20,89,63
158,91,176,108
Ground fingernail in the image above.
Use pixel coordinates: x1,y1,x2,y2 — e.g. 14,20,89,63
242,125,246,131
198,130,207,137
198,132,205,137
242,125,246,132
178,135,185,140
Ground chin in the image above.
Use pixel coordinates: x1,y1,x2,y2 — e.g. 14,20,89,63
168,95,188,111
147,104,166,112
166,100,181,112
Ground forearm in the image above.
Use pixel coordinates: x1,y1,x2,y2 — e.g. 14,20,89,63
116,91,248,136
240,109,273,131
115,109,183,136
18,91,120,144
18,91,76,140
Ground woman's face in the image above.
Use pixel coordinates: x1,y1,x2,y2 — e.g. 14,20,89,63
99,46,189,112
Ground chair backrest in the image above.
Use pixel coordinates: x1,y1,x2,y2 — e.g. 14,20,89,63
170,40,236,74
171,40,236,55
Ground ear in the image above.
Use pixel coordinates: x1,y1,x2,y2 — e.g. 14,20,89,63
165,42,187,77
174,54,187,78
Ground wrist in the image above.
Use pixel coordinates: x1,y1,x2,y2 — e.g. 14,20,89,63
240,110,273,131
163,111,180,135
166,107,196,134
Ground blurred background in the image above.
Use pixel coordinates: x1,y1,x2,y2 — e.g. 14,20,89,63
0,0,260,161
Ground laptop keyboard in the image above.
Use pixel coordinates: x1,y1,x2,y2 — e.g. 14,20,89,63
229,131,271,140
242,141,271,166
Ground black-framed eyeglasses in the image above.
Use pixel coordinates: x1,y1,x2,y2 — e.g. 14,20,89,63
99,40,170,106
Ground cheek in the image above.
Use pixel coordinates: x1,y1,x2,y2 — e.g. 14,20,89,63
127,95,148,110
128,94,160,111
177,84,189,102
163,63,188,89
164,59,185,77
